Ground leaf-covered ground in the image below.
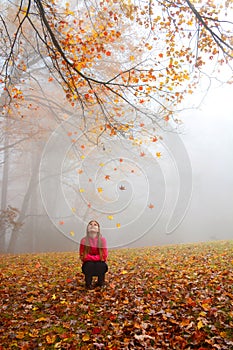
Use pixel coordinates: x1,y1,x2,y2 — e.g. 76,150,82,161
0,241,233,350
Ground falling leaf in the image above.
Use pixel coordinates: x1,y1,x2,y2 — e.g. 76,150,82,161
148,203,154,209
99,163,105,167
97,187,103,193
116,223,121,228
107,215,113,220
79,188,85,193
156,152,161,157
70,231,75,236
105,175,110,180
119,185,126,190
71,207,76,212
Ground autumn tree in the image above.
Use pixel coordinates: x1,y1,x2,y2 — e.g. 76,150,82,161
1,0,233,134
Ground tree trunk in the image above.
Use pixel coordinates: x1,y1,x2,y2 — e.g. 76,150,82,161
7,155,40,253
0,117,10,253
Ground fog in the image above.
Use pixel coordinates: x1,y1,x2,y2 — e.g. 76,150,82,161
1,82,232,253
136,83,233,247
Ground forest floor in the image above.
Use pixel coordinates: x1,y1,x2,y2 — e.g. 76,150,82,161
0,240,233,349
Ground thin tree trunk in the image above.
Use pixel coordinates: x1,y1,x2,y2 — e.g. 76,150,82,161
0,117,10,253
7,156,40,253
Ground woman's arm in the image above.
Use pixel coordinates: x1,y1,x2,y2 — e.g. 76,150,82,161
79,238,85,261
101,237,108,261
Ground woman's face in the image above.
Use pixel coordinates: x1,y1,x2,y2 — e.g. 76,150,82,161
87,221,99,236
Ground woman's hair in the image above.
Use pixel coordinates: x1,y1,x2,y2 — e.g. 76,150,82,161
83,220,103,260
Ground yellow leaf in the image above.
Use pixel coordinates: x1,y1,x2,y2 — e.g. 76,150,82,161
82,334,90,341
35,317,47,322
107,215,113,220
116,223,121,228
29,329,39,338
97,187,103,193
52,294,56,300
197,320,203,329
121,270,128,274
71,207,76,212
70,231,75,236
220,331,227,338
79,188,85,193
130,55,135,61
202,303,210,311
199,311,206,316
46,334,56,344
99,162,105,167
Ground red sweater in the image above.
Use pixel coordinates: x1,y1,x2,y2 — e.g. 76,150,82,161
79,236,108,262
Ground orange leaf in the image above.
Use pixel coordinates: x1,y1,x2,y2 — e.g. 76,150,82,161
46,335,56,344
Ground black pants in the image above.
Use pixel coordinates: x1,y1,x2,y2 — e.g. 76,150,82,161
82,261,108,287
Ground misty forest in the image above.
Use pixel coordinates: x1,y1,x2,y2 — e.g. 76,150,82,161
1,0,232,253
0,1,233,349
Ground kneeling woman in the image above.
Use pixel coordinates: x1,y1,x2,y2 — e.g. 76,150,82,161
79,220,108,289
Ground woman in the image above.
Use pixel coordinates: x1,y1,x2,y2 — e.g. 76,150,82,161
79,220,108,289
